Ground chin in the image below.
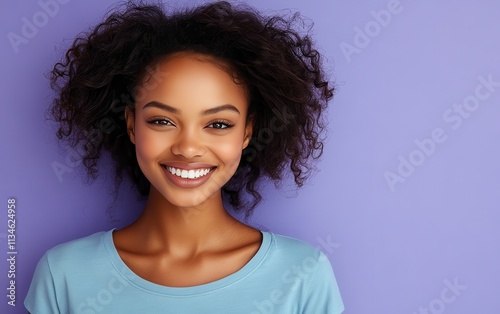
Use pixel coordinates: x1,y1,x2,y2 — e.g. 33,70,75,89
157,187,221,209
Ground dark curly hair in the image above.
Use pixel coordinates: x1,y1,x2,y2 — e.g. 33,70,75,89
50,0,334,219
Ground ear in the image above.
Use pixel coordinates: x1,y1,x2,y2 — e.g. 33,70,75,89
242,113,254,150
124,106,136,144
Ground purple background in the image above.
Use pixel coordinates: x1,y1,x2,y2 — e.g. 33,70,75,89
1,0,499,313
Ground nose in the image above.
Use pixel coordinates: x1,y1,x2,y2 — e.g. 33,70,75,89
170,128,206,159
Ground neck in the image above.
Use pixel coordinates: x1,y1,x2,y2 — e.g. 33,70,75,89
130,186,242,257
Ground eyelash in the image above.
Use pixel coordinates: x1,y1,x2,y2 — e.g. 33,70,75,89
207,120,234,129
145,118,234,129
146,118,174,126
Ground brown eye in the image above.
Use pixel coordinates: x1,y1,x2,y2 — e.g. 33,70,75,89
146,118,174,126
207,121,234,129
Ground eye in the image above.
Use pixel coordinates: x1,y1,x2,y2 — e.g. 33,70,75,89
207,121,234,129
146,118,174,126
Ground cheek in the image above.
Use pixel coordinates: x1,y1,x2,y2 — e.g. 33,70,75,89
134,125,166,164
212,132,245,166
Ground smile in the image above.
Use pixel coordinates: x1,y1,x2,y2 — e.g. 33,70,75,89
163,165,214,179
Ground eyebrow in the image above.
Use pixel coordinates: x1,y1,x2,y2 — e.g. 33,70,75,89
143,101,240,115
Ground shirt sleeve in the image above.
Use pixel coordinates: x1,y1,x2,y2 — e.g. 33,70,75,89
301,251,344,314
24,253,61,313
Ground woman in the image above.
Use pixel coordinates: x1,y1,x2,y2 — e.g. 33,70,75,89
25,1,344,313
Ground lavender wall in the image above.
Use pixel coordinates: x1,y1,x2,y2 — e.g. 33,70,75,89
1,0,499,313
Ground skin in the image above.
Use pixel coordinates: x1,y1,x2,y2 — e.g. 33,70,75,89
114,52,262,287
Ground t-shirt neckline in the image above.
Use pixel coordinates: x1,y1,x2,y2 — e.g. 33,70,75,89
103,228,272,296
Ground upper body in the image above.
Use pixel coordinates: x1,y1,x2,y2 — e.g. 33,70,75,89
25,229,344,314
26,2,343,313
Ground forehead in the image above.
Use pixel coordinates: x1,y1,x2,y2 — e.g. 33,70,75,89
134,52,248,104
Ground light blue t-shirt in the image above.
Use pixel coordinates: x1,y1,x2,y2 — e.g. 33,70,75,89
25,229,344,313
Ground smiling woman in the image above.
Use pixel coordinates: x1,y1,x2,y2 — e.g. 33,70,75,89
127,53,253,208
24,1,344,313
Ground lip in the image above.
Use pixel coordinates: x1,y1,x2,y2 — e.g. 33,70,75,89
161,163,216,189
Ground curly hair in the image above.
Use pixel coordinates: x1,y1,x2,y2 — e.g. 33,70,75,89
50,0,334,218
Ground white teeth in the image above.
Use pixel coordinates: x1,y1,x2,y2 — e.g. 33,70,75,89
166,166,212,179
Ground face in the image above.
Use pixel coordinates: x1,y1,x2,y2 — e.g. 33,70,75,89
125,52,252,208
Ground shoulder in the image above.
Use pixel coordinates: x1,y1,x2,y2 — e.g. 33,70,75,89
263,231,335,275
267,231,325,262
44,229,111,268
262,232,345,313
25,230,115,313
